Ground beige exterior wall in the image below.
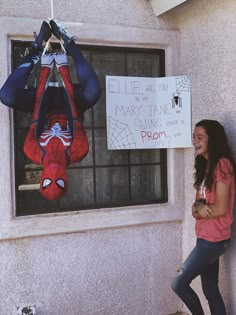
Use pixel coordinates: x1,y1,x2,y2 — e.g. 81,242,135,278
0,0,235,314
162,0,236,314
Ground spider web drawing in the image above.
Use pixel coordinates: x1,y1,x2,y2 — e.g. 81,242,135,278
176,75,191,93
107,116,136,149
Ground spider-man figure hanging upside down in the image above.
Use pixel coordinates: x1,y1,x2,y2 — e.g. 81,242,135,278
0,20,101,200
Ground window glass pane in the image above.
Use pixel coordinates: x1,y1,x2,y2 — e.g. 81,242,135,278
17,190,58,216
131,165,162,201
93,91,106,128
72,129,93,167
127,53,160,77
130,149,160,164
96,167,129,204
15,129,28,170
15,111,32,128
93,52,126,87
59,168,94,209
95,129,128,166
83,107,92,128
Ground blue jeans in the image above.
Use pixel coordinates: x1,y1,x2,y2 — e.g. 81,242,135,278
171,238,230,315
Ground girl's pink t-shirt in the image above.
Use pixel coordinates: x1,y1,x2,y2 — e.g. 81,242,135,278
195,158,235,242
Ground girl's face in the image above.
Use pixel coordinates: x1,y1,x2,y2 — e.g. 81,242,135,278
192,126,209,159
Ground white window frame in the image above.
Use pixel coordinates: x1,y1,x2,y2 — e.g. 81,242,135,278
0,17,185,240
149,0,188,16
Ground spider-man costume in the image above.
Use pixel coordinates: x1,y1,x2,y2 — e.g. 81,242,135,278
0,22,101,200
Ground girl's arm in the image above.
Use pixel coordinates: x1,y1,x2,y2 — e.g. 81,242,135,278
205,181,229,217
195,181,230,218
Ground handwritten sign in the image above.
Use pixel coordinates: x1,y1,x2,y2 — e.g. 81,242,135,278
106,75,192,149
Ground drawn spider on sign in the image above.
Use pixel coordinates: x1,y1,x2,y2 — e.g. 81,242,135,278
172,91,182,109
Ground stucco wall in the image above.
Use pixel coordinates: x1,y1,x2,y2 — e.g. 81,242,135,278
0,0,168,29
162,0,236,314
0,1,184,314
0,224,182,315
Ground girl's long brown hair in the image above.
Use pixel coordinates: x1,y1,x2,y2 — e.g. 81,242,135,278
194,120,236,190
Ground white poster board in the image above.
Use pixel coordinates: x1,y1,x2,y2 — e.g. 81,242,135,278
106,75,192,150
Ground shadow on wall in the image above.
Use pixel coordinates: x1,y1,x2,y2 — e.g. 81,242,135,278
224,218,236,315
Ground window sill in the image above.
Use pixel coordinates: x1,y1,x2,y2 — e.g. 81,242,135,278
0,202,184,240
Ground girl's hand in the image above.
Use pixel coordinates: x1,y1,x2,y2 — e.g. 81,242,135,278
197,204,214,218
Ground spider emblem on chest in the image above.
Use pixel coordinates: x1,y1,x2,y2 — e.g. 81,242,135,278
39,122,72,147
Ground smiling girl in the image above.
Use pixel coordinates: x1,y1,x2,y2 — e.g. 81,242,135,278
172,119,236,315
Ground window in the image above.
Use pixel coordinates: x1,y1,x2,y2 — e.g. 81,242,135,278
12,41,167,216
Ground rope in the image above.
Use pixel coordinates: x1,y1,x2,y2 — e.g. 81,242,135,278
42,0,66,55
51,0,54,19
42,0,53,55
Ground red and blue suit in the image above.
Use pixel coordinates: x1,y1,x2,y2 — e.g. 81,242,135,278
0,42,101,200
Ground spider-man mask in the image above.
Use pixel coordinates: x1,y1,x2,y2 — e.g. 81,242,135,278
40,163,68,200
